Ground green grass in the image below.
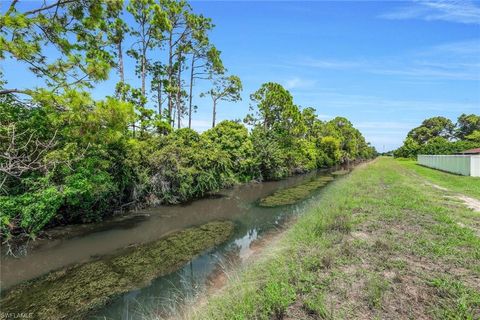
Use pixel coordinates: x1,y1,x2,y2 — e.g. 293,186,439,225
429,277,480,319
259,175,334,207
365,274,389,310
1,221,234,320
192,157,480,320
397,158,480,199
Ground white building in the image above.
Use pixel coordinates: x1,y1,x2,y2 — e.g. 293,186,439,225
417,148,480,177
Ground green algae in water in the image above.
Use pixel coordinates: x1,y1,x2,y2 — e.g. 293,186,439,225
0,221,234,320
331,169,349,176
259,176,334,207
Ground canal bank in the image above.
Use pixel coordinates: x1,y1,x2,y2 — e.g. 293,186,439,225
2,165,350,319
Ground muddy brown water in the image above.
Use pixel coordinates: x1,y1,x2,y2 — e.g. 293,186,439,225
1,167,346,319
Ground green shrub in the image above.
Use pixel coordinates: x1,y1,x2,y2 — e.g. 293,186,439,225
0,186,62,238
203,120,257,181
394,115,480,158
62,162,118,223
251,128,289,180
145,130,235,204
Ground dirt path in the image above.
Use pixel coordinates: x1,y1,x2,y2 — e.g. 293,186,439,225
454,195,480,212
426,181,480,212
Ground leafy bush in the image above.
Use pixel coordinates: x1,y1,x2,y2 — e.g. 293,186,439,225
394,136,479,158
203,121,257,180
145,129,234,204
61,160,118,223
394,115,480,158
1,185,63,238
250,128,289,180
317,136,342,167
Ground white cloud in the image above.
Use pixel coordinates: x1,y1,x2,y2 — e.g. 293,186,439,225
316,113,332,120
370,66,479,81
283,77,317,90
430,39,480,55
289,39,480,81
190,119,212,132
296,57,364,69
299,91,480,113
379,0,480,24
354,121,416,130
363,134,404,149
373,38,480,80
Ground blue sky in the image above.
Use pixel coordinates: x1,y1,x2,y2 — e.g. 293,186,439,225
3,0,480,151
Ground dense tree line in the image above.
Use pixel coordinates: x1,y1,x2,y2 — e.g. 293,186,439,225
394,114,480,158
0,1,375,239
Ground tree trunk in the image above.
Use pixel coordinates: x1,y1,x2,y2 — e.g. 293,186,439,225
177,50,182,129
168,31,173,126
212,99,217,128
141,20,146,99
188,55,195,129
157,79,162,116
141,52,146,98
118,41,124,83
172,107,176,128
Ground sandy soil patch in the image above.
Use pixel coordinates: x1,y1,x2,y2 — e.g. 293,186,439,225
457,195,480,212
425,181,480,213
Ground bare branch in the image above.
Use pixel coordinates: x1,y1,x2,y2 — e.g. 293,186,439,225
23,0,76,16
0,125,59,191
0,89,31,96
5,0,19,16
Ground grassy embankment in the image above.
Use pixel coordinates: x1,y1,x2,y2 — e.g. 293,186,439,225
193,157,480,319
397,158,480,199
1,221,234,320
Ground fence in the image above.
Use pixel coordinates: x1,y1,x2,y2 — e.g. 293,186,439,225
417,155,480,177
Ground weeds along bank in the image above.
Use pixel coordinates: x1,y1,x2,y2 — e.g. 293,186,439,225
192,158,480,319
0,88,376,240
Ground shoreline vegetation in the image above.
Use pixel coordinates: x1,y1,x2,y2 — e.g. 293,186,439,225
1,93,377,243
189,158,479,320
0,221,234,320
0,1,376,242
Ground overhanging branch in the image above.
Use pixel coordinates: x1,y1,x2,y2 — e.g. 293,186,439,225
0,89,31,96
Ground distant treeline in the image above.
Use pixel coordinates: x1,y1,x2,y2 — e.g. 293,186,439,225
0,1,375,239
394,114,480,158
